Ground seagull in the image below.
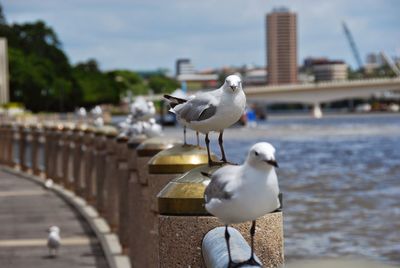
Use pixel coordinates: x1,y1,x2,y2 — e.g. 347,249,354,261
44,179,54,189
130,97,156,121
47,226,61,257
204,142,280,267
142,118,163,138
164,75,246,165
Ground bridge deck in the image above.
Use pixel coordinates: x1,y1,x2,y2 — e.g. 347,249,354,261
0,169,108,268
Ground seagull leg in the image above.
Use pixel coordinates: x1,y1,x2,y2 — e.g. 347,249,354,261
205,133,212,165
225,225,236,268
196,131,200,147
237,220,262,267
218,131,227,162
183,126,187,146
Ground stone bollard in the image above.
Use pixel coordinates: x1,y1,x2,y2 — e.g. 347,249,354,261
157,165,284,268
120,134,147,254
60,124,74,188
93,128,107,215
6,124,15,167
30,124,43,176
18,125,28,172
53,124,65,184
130,141,215,268
71,125,86,195
103,127,119,231
128,137,179,267
114,134,130,253
82,127,97,203
0,124,5,164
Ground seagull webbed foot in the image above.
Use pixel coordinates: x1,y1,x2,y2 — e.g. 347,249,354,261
234,256,262,267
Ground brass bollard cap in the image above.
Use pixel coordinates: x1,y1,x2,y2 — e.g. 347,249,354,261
101,125,118,138
136,137,180,157
157,164,223,215
127,134,147,149
148,144,218,174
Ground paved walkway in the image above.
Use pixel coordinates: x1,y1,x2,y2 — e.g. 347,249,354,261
0,169,108,268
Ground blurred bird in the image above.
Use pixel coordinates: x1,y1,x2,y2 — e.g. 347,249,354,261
204,142,280,267
164,75,246,165
130,97,156,121
47,226,61,257
142,118,163,138
44,179,54,189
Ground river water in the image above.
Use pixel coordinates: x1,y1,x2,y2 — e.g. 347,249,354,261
164,113,400,266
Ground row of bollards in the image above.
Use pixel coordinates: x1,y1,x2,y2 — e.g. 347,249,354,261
0,121,284,268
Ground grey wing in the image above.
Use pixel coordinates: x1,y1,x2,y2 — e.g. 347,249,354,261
204,174,232,203
174,96,217,122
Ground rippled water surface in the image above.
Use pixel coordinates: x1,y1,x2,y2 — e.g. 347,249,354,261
165,113,400,265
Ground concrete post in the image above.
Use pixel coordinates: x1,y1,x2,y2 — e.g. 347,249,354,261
0,124,5,164
115,135,129,253
129,141,214,268
61,126,74,188
94,130,107,215
83,128,96,203
30,125,42,176
6,124,15,167
54,125,64,184
18,125,28,172
157,165,284,268
72,127,84,195
104,130,119,231
43,125,52,179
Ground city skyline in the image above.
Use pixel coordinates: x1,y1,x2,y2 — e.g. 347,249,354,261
2,0,399,72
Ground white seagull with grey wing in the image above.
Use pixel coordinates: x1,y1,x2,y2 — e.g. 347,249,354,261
164,75,246,165
47,226,61,257
204,142,280,267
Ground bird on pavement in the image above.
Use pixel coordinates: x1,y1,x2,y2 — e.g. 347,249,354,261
164,75,246,165
204,142,280,267
47,226,61,257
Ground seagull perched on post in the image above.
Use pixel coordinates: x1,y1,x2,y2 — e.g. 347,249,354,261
164,75,246,165
47,226,61,257
204,142,280,267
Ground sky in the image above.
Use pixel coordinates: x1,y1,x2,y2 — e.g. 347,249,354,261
2,0,400,72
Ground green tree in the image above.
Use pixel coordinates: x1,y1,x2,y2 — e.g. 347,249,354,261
148,74,179,94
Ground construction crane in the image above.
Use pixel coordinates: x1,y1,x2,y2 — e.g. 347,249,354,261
380,51,400,77
342,21,363,70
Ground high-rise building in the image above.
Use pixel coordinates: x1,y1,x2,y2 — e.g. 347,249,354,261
266,8,297,85
175,59,195,76
0,38,9,105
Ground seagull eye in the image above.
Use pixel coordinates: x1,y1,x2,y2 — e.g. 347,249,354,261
254,151,259,156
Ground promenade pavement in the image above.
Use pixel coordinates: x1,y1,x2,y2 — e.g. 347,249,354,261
0,169,108,268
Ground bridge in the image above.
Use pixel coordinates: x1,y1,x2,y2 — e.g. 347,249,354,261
245,77,400,117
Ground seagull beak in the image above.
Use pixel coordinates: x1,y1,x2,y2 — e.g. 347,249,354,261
265,159,279,168
230,85,237,91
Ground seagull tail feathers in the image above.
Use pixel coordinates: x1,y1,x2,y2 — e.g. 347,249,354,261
201,171,212,178
163,94,187,108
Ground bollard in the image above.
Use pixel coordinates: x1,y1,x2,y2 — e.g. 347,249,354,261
122,134,147,254
71,125,86,195
60,124,75,188
30,124,43,176
6,124,15,167
54,123,65,184
18,124,28,172
93,128,107,215
82,127,97,203
0,124,5,164
157,165,284,267
128,137,179,267
103,127,119,231
115,134,130,253
130,142,215,268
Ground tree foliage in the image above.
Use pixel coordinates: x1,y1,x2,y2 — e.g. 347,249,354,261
0,4,179,112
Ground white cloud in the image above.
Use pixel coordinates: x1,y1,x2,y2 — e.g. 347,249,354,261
2,0,399,71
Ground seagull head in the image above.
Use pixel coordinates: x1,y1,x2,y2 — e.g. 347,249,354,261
224,75,242,92
47,226,60,234
246,142,279,169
